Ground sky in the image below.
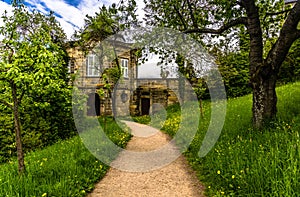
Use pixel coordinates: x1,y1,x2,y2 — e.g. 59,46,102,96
0,0,169,78
0,0,145,39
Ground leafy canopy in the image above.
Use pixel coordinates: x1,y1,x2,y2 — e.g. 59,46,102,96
0,5,67,109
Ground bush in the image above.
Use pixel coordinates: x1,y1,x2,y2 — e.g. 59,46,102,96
0,113,15,163
0,87,76,164
217,52,251,98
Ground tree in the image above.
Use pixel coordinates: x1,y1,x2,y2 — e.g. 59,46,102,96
213,49,251,98
144,0,300,127
75,0,139,48
0,3,68,173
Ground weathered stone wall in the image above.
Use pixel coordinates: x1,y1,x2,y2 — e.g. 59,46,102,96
67,42,138,116
67,43,195,117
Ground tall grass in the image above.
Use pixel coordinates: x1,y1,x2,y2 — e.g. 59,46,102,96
0,117,131,197
140,82,300,196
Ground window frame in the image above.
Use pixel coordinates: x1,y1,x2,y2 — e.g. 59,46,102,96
121,58,129,78
68,58,75,74
86,54,100,77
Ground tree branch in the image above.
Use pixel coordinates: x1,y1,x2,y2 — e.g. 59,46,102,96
173,4,188,30
186,0,198,29
0,99,12,109
266,9,292,16
237,0,248,9
266,1,300,72
183,17,248,34
18,90,25,104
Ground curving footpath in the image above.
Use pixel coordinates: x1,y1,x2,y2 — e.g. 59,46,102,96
87,121,205,197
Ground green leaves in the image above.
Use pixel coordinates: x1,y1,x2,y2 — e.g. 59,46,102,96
0,6,67,92
74,0,139,52
218,52,251,98
0,3,73,172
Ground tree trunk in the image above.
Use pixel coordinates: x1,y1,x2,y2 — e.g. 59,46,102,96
252,71,277,128
243,0,266,128
245,0,300,128
12,82,25,174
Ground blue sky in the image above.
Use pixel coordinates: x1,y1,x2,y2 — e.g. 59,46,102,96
0,0,145,39
0,0,162,78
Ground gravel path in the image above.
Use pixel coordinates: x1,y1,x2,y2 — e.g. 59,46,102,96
87,121,205,197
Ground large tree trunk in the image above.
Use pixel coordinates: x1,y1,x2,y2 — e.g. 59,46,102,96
12,82,25,174
243,0,266,128
252,71,278,128
247,0,300,128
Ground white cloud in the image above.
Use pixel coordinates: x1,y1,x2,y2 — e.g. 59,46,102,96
136,0,145,21
56,17,78,39
0,1,13,27
0,0,146,39
14,0,102,38
77,0,106,17
30,0,124,39
138,62,161,78
40,0,84,27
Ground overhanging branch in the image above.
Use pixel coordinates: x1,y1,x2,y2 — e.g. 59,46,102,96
183,17,248,34
266,9,292,16
186,0,198,29
266,2,300,72
236,0,245,8
173,4,188,30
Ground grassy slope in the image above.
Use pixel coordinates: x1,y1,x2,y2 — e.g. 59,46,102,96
2,82,298,196
148,82,300,196
0,117,131,197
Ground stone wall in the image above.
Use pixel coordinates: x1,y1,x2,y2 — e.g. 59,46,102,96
67,42,195,117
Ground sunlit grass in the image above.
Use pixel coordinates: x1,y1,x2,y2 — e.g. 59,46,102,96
0,117,131,197
136,81,300,196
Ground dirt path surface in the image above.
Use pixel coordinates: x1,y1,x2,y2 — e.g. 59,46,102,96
87,121,205,197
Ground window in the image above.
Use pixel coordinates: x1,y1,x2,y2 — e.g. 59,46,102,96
86,54,100,77
121,59,128,78
68,58,75,74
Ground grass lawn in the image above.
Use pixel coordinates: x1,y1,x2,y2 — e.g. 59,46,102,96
0,117,131,197
1,82,299,196
135,81,300,196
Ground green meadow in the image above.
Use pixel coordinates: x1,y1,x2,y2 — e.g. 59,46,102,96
135,82,300,196
0,117,131,197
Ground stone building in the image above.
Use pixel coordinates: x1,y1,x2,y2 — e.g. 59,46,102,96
67,40,183,117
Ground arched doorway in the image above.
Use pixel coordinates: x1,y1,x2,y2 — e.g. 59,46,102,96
87,93,101,116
